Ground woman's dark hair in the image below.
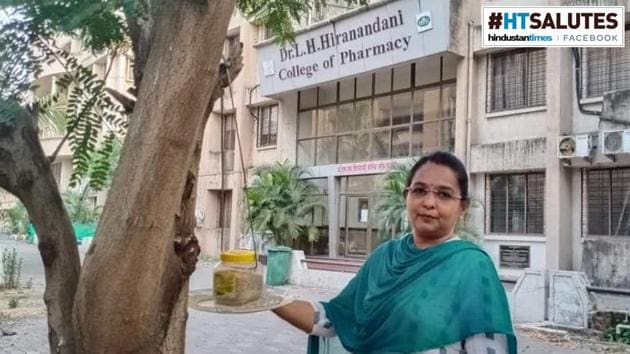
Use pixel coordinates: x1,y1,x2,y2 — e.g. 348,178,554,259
405,151,469,200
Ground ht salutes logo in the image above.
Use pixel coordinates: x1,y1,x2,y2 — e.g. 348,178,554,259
483,7,624,47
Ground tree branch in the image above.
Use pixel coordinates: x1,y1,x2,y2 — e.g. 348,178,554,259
0,101,80,353
105,88,135,114
102,47,118,82
49,129,71,164
125,13,153,90
106,41,244,117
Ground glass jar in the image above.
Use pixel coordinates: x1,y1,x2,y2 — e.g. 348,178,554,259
213,250,263,306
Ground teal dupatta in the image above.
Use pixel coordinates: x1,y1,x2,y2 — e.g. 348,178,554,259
310,234,516,354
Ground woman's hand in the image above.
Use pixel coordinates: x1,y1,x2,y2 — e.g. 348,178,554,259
271,300,315,333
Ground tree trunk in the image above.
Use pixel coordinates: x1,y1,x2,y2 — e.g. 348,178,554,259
72,0,235,352
160,144,203,353
0,102,80,353
97,10,243,352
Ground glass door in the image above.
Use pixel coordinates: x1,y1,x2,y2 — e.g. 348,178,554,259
339,194,372,258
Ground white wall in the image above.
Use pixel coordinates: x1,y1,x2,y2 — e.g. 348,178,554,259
483,239,547,279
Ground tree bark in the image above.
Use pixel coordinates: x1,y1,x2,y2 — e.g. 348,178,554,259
160,148,202,354
99,14,243,353
0,102,80,353
160,65,243,351
72,0,235,352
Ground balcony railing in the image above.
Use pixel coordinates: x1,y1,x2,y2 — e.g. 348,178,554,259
562,0,624,5
259,1,365,41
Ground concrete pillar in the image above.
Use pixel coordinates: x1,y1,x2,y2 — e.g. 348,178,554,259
327,176,339,258
545,48,575,271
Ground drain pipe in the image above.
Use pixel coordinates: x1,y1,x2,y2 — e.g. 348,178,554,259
465,21,475,170
617,313,630,338
464,21,474,169
571,48,600,117
572,48,630,126
617,323,630,336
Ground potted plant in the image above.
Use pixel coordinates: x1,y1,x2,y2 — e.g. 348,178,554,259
245,161,322,285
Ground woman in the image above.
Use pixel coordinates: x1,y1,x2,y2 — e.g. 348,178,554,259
273,151,517,354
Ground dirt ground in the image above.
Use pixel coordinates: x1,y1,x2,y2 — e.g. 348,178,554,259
517,325,630,353
0,285,46,324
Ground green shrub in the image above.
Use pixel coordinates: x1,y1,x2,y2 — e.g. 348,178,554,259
0,202,29,237
1,248,22,289
63,189,102,224
245,161,323,247
603,321,630,345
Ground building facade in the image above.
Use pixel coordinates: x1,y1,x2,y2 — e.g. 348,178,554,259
15,0,630,290
197,0,630,290
0,36,133,210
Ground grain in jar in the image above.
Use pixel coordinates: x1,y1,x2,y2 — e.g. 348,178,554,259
213,250,263,306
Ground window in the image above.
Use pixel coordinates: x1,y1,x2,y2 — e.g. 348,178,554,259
357,198,369,223
0,188,18,210
92,61,106,80
222,114,235,172
53,76,68,101
224,32,240,60
586,168,630,236
260,26,274,41
125,57,134,82
300,1,360,28
87,196,97,209
487,49,546,113
51,162,62,185
217,190,232,228
296,57,456,167
581,33,630,98
488,173,544,234
257,105,278,147
61,41,71,54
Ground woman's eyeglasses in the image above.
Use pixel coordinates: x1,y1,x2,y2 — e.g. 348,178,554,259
405,186,463,202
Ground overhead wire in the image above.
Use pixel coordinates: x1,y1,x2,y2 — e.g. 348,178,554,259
222,54,259,269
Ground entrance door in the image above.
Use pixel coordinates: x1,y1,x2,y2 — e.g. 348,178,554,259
339,194,376,258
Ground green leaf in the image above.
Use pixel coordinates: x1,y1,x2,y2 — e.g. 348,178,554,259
244,161,323,246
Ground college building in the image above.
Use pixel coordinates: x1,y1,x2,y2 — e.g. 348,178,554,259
0,36,133,210
9,0,629,294
196,0,630,291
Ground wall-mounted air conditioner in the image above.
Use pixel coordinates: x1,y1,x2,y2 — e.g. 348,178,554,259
557,134,591,158
601,130,630,155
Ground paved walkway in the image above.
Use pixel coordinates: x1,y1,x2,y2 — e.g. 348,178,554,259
0,235,624,353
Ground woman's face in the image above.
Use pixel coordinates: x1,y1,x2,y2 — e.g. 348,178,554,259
406,162,469,242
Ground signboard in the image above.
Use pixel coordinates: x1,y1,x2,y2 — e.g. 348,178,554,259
304,157,414,178
257,0,450,96
360,209,369,223
499,245,531,269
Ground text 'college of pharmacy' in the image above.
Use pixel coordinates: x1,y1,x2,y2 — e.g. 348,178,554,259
277,10,411,80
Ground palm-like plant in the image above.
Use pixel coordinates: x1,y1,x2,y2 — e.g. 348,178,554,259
37,95,68,138
454,198,483,243
375,161,412,240
375,160,483,242
245,161,322,247
63,189,102,224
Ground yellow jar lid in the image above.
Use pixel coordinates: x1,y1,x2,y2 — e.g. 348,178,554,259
220,250,256,264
